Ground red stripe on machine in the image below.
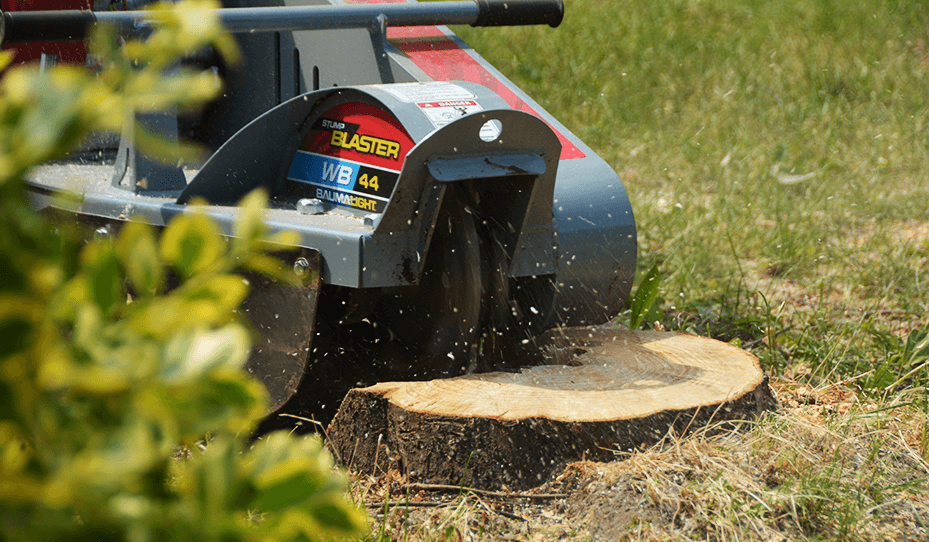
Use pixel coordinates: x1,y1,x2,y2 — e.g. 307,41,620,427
344,0,586,160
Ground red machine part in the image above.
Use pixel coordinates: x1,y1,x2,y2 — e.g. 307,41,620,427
1,0,93,66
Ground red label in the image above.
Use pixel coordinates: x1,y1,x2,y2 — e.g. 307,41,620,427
418,100,479,109
299,102,415,171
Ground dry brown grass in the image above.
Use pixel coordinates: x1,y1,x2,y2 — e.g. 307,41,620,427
355,379,928,541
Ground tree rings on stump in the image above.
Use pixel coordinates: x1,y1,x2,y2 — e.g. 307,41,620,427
328,328,776,489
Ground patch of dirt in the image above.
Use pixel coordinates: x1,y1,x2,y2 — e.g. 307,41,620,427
547,462,660,540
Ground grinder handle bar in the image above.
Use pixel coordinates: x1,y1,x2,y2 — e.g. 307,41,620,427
0,0,563,45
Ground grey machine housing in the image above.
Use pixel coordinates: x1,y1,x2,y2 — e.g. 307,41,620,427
25,0,637,327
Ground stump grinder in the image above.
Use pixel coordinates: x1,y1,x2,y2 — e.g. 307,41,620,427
2,0,636,413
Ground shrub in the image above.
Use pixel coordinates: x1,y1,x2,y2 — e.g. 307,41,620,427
0,2,367,540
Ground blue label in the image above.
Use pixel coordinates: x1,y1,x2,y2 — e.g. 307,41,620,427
289,152,360,190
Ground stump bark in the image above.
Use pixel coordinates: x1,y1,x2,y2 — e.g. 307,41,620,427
328,328,776,489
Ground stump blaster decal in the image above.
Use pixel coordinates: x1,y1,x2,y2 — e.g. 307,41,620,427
287,102,414,214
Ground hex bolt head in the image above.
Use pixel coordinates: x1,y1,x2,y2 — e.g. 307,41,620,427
293,257,311,277
364,213,381,228
297,198,324,215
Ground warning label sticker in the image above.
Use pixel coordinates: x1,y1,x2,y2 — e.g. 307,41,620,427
416,99,482,128
416,100,501,140
376,82,475,104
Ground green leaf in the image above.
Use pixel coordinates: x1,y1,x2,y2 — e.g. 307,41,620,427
238,254,300,285
116,220,164,297
0,51,13,72
311,502,365,534
142,372,266,439
247,434,328,509
125,273,249,339
629,263,662,330
0,381,22,426
161,324,251,383
179,274,250,324
160,212,226,278
73,304,106,358
129,120,208,166
262,230,302,250
175,437,246,518
0,472,44,504
0,4,364,540
232,189,269,254
80,242,125,315
245,434,368,539
0,311,34,358
250,472,323,512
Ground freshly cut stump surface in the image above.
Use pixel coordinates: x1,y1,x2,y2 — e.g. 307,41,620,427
329,328,776,489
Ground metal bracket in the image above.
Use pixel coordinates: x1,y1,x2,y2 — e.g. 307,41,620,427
110,111,188,193
367,13,393,84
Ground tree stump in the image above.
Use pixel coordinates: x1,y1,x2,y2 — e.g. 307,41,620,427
328,328,776,489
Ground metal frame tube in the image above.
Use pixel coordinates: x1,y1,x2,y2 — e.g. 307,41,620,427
2,0,562,44
97,1,479,33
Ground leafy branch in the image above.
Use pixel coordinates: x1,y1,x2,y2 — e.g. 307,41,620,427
0,3,367,541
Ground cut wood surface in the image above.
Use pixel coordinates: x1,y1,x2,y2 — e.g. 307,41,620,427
329,328,776,489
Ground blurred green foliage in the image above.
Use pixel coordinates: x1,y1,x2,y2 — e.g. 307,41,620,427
0,2,367,540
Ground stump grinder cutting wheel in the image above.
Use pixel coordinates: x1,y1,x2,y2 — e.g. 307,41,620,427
3,0,637,413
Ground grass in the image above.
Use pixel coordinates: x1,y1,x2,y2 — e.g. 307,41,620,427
344,0,929,539
353,385,929,541
455,0,929,393
599,389,929,541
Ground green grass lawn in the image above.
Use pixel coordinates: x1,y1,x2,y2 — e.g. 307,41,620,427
455,0,929,391
433,2,929,539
